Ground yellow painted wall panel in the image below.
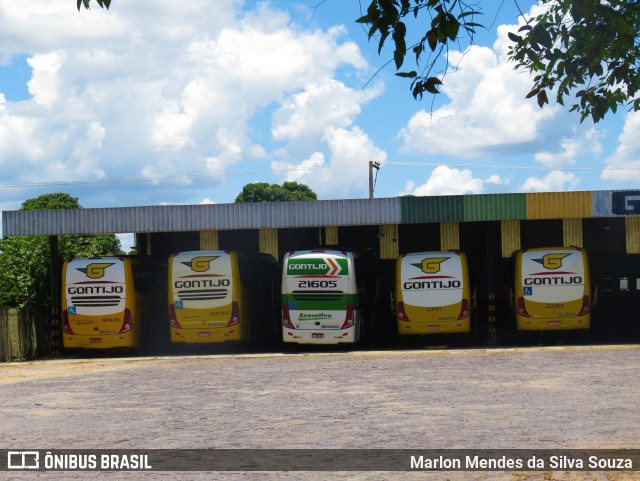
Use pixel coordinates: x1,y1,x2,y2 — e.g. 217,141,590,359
379,224,399,260
626,217,640,254
325,226,338,245
501,220,520,258
199,230,219,250
440,222,460,251
526,191,592,219
563,219,583,247
259,228,279,258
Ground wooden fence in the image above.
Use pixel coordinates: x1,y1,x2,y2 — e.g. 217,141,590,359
0,308,49,361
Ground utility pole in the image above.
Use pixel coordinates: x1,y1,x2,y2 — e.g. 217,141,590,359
369,161,380,199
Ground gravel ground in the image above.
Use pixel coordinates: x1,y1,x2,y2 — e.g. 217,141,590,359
0,345,639,481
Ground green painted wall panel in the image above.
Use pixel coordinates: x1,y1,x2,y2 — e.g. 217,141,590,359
464,194,527,221
400,196,464,223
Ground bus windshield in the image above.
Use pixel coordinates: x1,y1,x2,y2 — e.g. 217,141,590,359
400,252,464,308
65,258,126,326
520,249,586,303
170,252,233,309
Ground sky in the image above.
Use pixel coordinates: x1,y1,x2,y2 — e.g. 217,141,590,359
1,0,639,239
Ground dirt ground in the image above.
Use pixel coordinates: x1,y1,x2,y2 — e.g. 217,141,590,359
1,345,639,481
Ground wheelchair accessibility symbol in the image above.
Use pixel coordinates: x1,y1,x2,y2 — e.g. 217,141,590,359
523,287,533,296
68,306,77,315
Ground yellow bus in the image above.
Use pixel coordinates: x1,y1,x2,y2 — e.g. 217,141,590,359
168,250,279,344
62,256,162,349
512,247,591,331
394,251,472,335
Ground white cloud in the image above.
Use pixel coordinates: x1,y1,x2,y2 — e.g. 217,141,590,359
601,111,640,183
397,3,568,159
0,0,371,206
400,165,502,196
521,170,579,192
272,80,382,145
271,126,386,198
534,127,602,167
398,43,557,157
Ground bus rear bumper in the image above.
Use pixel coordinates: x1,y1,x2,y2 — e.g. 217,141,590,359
283,328,356,344
398,319,470,335
171,327,242,343
63,335,139,349
516,316,590,331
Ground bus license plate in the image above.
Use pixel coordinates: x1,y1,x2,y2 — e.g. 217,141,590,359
89,338,102,343
312,333,324,339
548,321,561,326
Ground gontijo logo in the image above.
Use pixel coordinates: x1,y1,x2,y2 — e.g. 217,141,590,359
533,253,570,270
181,256,219,273
404,257,459,290
287,257,348,275
525,252,582,286
76,263,115,279
412,257,449,274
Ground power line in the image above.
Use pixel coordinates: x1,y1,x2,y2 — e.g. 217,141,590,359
0,160,637,189
0,162,361,189
384,161,640,172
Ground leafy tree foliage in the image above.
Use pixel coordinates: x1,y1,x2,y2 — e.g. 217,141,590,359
0,193,123,310
509,0,640,123
358,0,640,123
77,0,110,10
234,182,318,203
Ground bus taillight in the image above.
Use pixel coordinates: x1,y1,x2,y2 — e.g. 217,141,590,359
227,301,240,327
517,297,531,317
397,301,411,322
340,303,354,329
119,308,132,334
578,295,591,316
282,303,295,329
169,303,182,328
457,299,470,320
62,309,74,334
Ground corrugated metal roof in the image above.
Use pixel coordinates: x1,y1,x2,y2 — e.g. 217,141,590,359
400,195,464,223
464,193,526,221
2,198,401,236
526,191,592,219
4,190,640,237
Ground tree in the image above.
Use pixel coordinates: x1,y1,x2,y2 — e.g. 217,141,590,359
234,182,318,203
358,0,640,123
0,193,123,310
77,0,110,9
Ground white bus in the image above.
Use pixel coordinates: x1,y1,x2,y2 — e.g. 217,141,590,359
281,250,373,345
